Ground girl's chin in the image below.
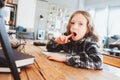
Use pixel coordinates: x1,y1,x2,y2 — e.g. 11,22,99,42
72,36,82,41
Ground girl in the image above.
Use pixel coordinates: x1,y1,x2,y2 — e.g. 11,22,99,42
46,10,103,70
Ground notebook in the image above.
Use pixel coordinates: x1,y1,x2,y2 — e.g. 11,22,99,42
0,67,21,73
42,51,67,56
0,49,34,67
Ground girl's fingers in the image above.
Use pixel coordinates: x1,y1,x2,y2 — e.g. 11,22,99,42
65,37,68,43
67,40,70,43
47,55,52,59
48,56,52,59
59,36,65,41
67,33,73,39
59,34,73,44
65,34,73,43
61,37,64,41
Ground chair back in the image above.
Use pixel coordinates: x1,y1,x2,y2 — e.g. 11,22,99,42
17,26,24,32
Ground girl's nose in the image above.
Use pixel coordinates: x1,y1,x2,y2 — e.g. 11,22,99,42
70,24,78,32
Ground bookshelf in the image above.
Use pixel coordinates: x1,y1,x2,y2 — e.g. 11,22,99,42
5,3,17,30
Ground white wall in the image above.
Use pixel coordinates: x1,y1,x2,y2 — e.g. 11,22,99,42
17,0,36,30
85,0,120,9
48,0,79,10
78,0,85,10
17,0,81,29
34,0,49,39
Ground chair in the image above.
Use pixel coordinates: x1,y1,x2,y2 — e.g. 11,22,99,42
16,26,27,44
17,26,24,32
16,26,24,38
16,26,35,41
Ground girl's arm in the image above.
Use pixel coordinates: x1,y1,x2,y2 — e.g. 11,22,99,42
66,43,103,70
46,34,73,52
46,38,63,52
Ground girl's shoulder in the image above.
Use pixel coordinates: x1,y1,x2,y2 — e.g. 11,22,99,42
84,38,98,47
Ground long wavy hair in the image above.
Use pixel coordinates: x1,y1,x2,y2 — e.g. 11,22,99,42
66,10,99,42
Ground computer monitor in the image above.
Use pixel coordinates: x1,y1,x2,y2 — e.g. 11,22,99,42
0,17,20,79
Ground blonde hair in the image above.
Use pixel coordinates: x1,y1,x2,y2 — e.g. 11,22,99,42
66,10,99,42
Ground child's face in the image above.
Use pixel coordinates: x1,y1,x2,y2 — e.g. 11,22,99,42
70,13,89,41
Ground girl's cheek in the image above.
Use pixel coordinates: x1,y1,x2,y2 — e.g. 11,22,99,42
70,28,73,32
70,27,75,32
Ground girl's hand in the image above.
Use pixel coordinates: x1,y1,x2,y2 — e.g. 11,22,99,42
54,34,73,44
47,53,67,62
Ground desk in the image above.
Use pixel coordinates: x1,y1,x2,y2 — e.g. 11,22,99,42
0,44,120,80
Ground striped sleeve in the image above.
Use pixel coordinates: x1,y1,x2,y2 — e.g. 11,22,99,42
66,44,103,70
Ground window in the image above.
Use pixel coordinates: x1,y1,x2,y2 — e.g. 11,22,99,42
94,8,108,44
88,6,120,58
88,8,108,46
108,6,120,36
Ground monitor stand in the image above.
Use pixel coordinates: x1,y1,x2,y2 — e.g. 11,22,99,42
0,18,20,80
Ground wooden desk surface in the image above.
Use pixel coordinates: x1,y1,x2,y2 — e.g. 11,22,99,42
0,44,120,80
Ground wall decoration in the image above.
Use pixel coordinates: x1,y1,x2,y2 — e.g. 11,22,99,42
38,30,45,40
47,4,70,37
